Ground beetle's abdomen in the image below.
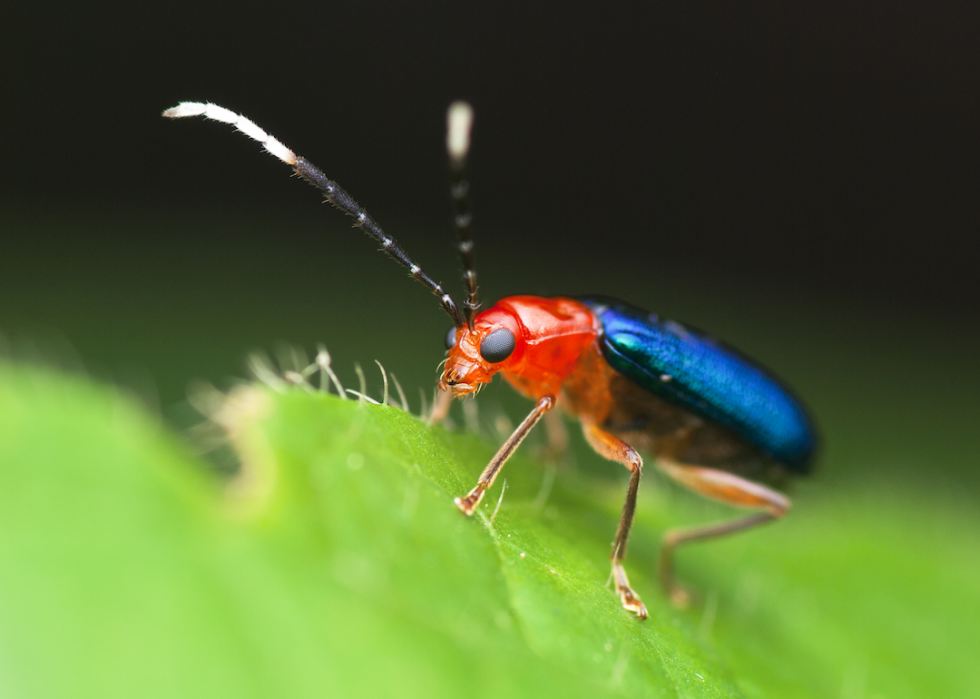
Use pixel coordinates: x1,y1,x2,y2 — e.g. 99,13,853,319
582,297,817,473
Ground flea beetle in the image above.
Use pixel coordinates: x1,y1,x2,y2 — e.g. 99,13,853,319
163,101,817,618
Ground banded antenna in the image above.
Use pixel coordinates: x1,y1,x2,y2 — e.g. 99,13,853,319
446,101,479,330
162,102,465,330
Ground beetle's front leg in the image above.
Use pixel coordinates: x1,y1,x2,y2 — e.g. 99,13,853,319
428,386,454,424
454,394,555,515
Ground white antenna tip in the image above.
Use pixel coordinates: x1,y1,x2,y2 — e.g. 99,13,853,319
162,102,207,119
446,101,474,163
161,101,297,166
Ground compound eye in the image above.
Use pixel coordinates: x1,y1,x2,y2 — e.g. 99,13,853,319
445,327,457,350
479,328,516,363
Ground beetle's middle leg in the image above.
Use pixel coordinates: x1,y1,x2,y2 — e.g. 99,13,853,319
581,422,648,620
542,409,569,460
655,459,790,606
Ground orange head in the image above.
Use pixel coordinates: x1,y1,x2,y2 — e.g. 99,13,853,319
439,305,524,397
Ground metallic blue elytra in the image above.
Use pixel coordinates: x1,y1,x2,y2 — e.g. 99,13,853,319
583,297,816,472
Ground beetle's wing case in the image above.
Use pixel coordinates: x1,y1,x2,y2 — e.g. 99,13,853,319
582,297,816,473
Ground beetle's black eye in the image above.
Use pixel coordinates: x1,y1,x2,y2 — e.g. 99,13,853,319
445,327,457,350
479,328,516,363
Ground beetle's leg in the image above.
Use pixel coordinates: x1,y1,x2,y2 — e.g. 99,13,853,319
524,409,567,510
543,409,569,460
455,395,556,515
428,387,454,424
655,459,790,606
581,423,648,620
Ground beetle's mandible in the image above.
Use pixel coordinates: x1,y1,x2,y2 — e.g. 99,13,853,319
163,101,817,618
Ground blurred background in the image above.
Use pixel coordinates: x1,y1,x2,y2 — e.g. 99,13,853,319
1,0,977,484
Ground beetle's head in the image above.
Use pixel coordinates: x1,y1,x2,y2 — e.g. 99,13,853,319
438,307,523,398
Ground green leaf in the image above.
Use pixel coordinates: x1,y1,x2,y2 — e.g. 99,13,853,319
0,362,976,698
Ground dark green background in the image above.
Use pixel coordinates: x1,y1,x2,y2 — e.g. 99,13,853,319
2,3,978,479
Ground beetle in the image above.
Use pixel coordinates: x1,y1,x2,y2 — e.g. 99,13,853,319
163,101,817,619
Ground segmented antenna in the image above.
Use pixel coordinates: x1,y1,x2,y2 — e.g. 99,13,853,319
162,102,465,329
447,101,479,330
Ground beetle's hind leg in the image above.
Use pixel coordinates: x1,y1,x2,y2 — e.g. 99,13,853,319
581,423,648,620
655,460,790,606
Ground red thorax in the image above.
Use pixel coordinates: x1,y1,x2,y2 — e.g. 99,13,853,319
439,296,601,401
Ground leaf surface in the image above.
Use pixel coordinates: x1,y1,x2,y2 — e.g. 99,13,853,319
0,364,976,698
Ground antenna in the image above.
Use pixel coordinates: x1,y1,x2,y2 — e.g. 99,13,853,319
446,101,479,330
163,102,465,329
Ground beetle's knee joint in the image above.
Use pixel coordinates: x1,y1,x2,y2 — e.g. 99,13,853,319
767,491,792,517
627,453,642,474
768,501,790,518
